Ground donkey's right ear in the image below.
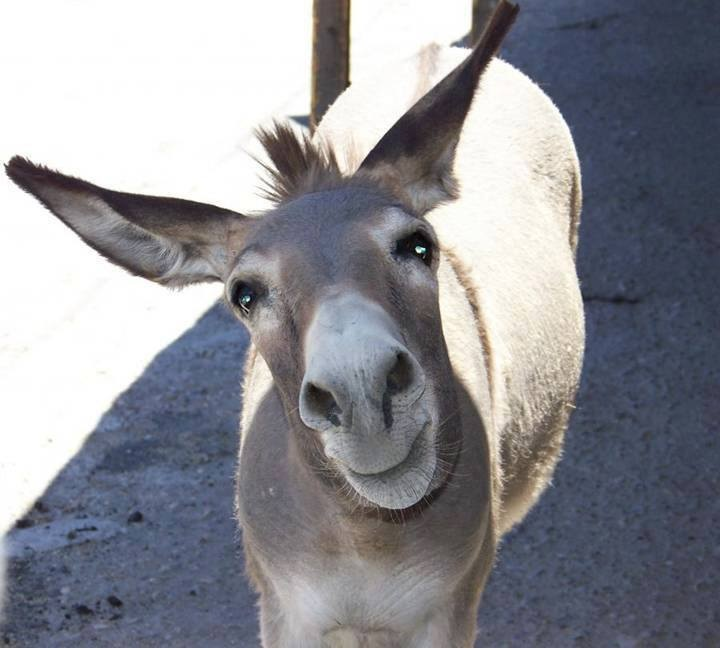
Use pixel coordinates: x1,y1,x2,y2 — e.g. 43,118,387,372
6,157,249,287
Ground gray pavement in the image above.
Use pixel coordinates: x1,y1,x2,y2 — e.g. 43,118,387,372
1,0,718,646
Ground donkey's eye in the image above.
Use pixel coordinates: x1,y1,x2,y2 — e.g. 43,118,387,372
397,232,433,266
231,282,258,315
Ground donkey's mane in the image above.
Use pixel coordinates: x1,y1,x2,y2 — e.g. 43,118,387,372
255,121,346,204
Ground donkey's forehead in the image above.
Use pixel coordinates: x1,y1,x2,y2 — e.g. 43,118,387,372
241,186,419,253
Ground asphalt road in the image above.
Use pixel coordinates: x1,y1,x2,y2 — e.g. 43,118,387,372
1,0,718,646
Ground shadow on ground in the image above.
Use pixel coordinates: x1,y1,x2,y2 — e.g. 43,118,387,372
1,304,259,647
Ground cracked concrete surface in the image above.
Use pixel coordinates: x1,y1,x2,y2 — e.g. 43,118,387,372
1,0,718,646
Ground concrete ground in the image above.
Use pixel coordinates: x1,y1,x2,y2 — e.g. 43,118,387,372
1,0,718,646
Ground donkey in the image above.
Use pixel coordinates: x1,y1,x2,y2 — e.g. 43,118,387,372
6,2,584,645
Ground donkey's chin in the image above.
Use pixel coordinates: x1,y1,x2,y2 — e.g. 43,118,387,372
342,424,438,510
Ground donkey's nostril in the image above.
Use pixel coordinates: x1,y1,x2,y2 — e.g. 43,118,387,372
383,351,418,430
305,383,342,428
387,352,414,395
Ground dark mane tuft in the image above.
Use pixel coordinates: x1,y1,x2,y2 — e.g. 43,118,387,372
255,121,345,204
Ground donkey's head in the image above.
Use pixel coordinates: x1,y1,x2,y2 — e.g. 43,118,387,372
6,5,517,511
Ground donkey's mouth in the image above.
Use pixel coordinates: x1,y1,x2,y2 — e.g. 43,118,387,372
346,422,428,478
341,423,437,510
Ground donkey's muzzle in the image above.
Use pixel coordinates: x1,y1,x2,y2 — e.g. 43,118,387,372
298,293,428,476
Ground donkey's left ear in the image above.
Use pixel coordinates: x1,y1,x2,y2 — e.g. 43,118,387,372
355,1,518,215
6,156,248,287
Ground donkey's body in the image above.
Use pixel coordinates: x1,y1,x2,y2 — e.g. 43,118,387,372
238,49,583,646
6,5,583,646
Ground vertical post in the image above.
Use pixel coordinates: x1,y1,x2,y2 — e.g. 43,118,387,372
471,0,498,44
311,0,351,131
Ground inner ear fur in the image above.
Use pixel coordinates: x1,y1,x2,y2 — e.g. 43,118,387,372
355,0,519,215
5,156,247,287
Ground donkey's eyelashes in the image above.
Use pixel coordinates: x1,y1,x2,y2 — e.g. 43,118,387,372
396,231,434,267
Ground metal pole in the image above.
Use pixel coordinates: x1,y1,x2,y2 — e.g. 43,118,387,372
311,0,351,131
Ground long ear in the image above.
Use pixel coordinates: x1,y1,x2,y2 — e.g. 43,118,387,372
355,0,519,214
5,156,248,287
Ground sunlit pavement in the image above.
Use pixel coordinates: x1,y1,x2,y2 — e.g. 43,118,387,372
2,0,719,645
